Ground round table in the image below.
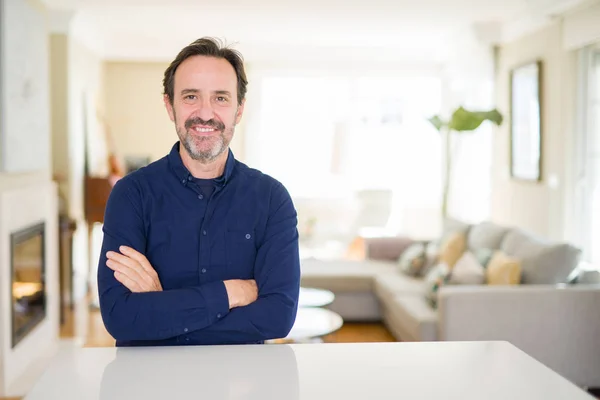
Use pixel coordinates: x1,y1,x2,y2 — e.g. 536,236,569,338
299,287,335,307
284,307,343,342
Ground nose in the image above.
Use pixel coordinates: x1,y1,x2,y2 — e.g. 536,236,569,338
195,97,215,121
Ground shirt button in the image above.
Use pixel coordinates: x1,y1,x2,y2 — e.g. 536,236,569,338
217,313,222,319
198,194,204,200
201,268,207,273
186,338,190,342
245,234,251,239
181,179,186,184
203,230,207,235
187,175,193,181
183,328,189,333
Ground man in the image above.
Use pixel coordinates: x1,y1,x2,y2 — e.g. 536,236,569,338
97,37,300,346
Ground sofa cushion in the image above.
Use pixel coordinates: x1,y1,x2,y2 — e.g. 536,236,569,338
474,247,494,268
364,236,415,262
423,262,451,308
500,230,582,284
449,252,485,285
397,242,427,276
385,295,438,341
439,231,467,268
374,272,427,305
300,259,394,292
467,222,509,252
486,251,522,285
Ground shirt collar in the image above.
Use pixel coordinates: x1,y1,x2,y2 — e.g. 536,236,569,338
168,141,236,187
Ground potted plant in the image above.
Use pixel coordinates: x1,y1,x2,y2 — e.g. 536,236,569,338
428,106,503,218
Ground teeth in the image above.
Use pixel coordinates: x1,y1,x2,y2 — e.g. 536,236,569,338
194,127,215,133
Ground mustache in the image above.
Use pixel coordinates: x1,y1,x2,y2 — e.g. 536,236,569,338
185,117,225,131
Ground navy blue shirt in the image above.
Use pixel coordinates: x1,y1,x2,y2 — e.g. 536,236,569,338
97,142,301,346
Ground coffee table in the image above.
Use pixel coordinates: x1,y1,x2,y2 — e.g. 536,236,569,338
298,287,335,307
22,341,595,399
284,307,343,342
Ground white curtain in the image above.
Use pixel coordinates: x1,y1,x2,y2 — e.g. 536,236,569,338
573,45,600,264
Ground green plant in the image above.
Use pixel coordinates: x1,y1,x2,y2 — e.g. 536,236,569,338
427,106,503,218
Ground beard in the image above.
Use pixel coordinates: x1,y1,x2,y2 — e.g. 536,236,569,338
176,115,234,164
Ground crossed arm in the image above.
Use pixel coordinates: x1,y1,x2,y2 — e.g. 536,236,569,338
105,246,258,309
97,179,300,344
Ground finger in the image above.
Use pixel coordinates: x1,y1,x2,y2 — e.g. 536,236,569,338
107,251,155,286
107,259,147,289
114,271,142,293
107,251,142,271
119,246,157,276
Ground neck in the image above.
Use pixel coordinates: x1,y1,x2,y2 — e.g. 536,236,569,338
180,146,228,179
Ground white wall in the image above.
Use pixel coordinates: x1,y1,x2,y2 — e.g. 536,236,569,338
0,0,51,173
104,61,178,163
492,21,577,241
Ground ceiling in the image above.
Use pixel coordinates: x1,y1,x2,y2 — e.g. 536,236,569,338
41,0,592,64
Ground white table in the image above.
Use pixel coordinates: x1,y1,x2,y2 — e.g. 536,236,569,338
23,341,594,400
298,287,335,307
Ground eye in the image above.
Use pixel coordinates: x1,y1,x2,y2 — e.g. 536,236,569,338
216,96,228,103
184,94,197,101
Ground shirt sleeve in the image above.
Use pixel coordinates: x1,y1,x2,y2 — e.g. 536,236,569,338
97,177,230,342
188,181,301,344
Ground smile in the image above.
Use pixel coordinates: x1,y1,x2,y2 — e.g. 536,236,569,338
193,126,216,133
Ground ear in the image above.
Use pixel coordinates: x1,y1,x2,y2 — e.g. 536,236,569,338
234,98,245,125
164,94,175,122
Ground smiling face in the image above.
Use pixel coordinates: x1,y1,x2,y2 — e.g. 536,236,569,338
164,55,245,164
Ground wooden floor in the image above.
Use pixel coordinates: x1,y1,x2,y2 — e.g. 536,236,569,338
62,303,396,347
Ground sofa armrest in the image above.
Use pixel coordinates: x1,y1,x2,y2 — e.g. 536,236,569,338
437,284,600,387
363,236,415,262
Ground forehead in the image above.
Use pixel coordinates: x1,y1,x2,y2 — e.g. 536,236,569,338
174,55,237,93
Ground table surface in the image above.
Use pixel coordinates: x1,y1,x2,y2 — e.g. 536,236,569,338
284,307,343,341
298,287,335,307
23,341,594,400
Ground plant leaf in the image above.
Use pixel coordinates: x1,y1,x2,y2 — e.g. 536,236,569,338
448,107,503,132
427,115,445,131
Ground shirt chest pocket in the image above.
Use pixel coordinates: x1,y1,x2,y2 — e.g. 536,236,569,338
225,229,257,278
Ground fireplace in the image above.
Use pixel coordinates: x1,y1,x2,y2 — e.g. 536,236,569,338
10,222,46,348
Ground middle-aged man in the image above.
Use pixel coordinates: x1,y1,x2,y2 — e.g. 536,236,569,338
97,37,301,346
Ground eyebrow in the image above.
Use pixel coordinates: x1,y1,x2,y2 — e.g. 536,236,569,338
180,89,232,97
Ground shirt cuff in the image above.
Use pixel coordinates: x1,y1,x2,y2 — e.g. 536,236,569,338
201,280,230,323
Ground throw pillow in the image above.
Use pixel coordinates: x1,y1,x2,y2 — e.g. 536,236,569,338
397,242,427,276
486,251,522,285
474,248,494,269
438,231,467,269
424,262,451,308
449,251,485,285
415,239,440,278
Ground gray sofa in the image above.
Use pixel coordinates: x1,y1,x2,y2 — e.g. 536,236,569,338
300,219,600,388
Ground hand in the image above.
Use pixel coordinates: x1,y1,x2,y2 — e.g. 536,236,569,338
223,279,258,309
106,246,163,293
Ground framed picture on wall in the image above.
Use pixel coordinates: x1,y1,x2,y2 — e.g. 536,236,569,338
509,60,543,182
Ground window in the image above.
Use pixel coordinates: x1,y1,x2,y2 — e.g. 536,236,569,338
248,72,443,238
